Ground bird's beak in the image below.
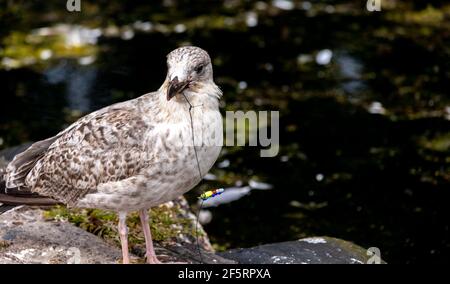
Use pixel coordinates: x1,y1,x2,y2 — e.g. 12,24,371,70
167,76,189,101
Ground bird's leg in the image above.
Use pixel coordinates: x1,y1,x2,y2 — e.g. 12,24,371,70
118,212,130,264
139,209,161,264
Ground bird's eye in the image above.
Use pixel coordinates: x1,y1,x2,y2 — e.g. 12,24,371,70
194,65,204,73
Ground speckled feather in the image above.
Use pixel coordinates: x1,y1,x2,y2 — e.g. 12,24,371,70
4,46,223,212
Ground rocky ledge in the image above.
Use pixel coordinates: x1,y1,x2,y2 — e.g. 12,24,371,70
220,236,385,264
0,204,236,264
0,205,385,264
0,144,384,264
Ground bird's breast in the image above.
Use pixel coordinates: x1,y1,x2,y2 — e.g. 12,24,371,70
139,108,223,205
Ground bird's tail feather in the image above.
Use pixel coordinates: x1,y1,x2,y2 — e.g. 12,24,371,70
0,141,61,215
5,137,57,188
0,192,60,215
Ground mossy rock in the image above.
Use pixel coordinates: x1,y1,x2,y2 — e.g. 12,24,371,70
43,196,212,252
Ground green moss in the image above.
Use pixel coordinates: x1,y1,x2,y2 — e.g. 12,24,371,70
0,240,11,249
43,202,198,248
419,133,450,153
0,29,97,70
387,5,446,26
211,242,231,252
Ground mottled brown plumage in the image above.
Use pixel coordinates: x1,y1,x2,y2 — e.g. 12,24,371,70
2,46,223,264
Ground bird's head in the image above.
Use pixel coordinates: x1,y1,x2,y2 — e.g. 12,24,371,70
165,46,218,101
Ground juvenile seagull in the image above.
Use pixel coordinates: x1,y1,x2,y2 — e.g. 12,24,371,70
0,46,223,264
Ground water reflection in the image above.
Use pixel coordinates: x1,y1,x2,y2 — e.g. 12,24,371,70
44,61,97,113
0,0,449,263
335,52,365,96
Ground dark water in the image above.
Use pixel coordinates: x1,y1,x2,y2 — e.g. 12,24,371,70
1,1,449,263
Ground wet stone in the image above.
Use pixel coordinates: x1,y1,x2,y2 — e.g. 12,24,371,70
219,236,386,264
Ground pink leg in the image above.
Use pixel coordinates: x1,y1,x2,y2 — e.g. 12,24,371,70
118,212,130,264
139,209,161,264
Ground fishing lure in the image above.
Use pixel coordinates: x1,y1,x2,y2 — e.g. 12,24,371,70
196,188,225,263
199,188,224,201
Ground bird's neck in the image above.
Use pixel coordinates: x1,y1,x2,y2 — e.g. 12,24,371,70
152,79,221,123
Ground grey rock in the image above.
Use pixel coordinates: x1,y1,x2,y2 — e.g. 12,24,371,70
133,242,235,264
0,207,122,263
0,206,236,264
220,236,386,264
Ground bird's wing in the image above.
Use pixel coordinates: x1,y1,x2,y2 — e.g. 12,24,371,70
5,137,60,188
24,101,154,206
4,101,130,189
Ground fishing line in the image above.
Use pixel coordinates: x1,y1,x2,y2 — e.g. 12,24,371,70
194,189,224,263
182,93,206,263
181,93,224,264
181,93,203,181
195,199,205,263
